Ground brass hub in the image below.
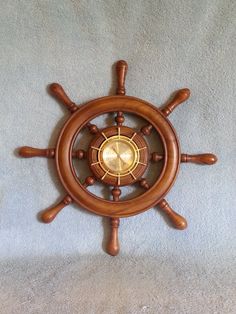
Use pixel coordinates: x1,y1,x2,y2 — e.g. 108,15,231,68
88,126,148,186
100,135,139,175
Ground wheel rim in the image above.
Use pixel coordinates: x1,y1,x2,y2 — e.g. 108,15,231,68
56,95,180,217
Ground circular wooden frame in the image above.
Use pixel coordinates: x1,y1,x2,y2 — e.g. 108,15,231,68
19,59,218,256
56,95,180,217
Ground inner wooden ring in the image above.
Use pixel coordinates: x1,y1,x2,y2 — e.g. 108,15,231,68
56,96,180,217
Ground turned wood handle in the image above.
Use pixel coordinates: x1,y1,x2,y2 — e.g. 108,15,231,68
19,146,55,158
162,88,190,116
116,60,128,95
107,218,120,256
49,83,78,113
181,153,217,165
41,195,72,223
158,199,187,230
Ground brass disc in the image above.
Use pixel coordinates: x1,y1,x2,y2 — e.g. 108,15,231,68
88,126,149,186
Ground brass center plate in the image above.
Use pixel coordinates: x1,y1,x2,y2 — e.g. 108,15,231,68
99,135,139,175
88,126,148,186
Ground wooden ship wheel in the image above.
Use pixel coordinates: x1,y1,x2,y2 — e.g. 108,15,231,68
19,60,217,256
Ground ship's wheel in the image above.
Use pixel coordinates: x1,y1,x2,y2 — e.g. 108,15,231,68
19,60,217,256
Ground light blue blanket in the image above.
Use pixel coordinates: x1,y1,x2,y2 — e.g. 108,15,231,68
0,1,235,313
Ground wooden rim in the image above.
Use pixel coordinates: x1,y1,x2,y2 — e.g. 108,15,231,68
56,96,180,217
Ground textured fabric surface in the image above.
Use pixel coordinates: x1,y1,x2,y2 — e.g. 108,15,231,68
0,0,235,313
1,255,235,314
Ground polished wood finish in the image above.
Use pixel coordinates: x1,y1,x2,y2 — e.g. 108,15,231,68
72,149,87,159
181,153,217,165
115,60,127,128
115,111,125,126
150,152,163,162
107,217,120,256
19,146,55,158
141,124,153,136
86,123,99,134
83,176,96,188
41,195,72,223
49,83,78,113
116,60,128,95
19,59,218,256
158,199,187,230
56,96,180,217
139,178,150,190
139,179,187,230
106,187,121,255
19,146,88,159
111,187,121,201
162,88,190,116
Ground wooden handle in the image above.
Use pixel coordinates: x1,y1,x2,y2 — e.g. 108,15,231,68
150,152,164,162
49,83,78,113
116,60,128,95
107,218,120,256
72,149,87,159
41,195,72,223
158,199,187,230
141,124,153,136
162,88,190,117
181,153,217,165
19,146,55,158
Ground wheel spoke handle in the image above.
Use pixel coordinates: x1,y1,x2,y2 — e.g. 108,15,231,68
181,153,217,165
19,146,55,158
162,88,190,117
41,195,73,223
116,60,128,95
107,217,120,256
49,83,78,113
158,199,187,230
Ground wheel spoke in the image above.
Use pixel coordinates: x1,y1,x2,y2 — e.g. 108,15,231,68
150,152,164,162
181,153,217,165
19,146,55,158
72,149,87,159
86,123,99,134
139,178,150,190
116,60,128,95
49,83,78,113
41,195,72,223
157,199,187,230
111,186,121,201
140,124,153,136
107,186,121,256
83,176,96,188
107,217,120,256
161,88,190,117
115,111,125,126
